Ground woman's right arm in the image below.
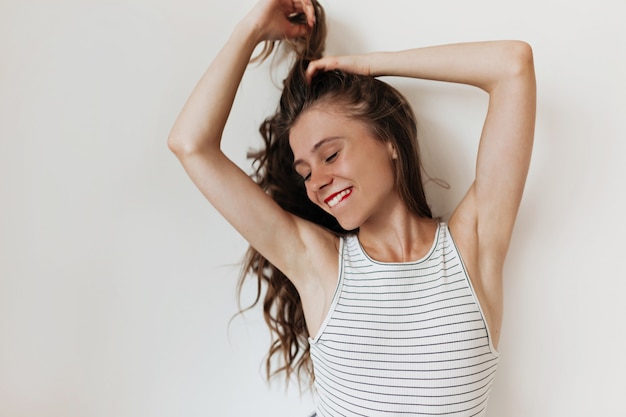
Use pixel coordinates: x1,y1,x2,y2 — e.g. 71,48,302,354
167,0,324,280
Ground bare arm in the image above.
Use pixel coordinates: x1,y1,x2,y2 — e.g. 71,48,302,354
167,0,325,281
306,43,536,344
306,41,536,264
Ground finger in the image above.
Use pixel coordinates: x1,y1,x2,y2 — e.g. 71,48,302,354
293,0,315,27
304,0,316,26
305,63,316,84
305,59,330,83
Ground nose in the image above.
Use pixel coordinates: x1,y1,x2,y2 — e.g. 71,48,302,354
308,168,333,192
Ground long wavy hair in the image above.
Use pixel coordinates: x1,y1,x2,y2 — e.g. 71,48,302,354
238,0,433,388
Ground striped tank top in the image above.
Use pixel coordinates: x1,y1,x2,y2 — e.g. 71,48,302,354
308,222,500,416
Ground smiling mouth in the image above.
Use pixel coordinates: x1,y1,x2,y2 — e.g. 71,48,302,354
324,188,353,208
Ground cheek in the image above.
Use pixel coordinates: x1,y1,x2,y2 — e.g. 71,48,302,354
304,185,331,212
305,186,319,205
366,158,397,190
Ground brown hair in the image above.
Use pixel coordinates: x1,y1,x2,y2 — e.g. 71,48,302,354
238,0,432,388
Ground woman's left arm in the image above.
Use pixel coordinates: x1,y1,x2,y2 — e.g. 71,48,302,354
307,40,536,269
308,42,536,345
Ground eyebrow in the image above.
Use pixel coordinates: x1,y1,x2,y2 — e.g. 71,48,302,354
292,136,343,170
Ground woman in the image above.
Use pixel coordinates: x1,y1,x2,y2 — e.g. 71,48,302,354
168,0,536,415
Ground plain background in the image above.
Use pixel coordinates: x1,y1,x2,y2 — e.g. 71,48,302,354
1,0,625,416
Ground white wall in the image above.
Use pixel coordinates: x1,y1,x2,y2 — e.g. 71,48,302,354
1,0,624,416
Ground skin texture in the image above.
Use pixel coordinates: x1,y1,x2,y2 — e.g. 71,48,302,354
290,106,399,232
168,0,536,350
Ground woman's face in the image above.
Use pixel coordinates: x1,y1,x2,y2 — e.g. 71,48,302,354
289,106,400,231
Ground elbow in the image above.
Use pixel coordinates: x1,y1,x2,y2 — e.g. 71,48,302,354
484,41,535,93
167,133,186,157
505,41,535,79
167,131,208,159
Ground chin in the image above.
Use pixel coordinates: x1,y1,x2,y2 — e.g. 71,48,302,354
335,216,363,233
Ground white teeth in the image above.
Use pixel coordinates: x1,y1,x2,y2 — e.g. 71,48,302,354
327,189,351,208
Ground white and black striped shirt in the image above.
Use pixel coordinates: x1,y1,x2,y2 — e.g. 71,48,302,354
309,223,500,416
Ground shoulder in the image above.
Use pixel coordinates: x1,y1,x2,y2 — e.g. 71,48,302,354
448,189,504,325
448,183,511,282
288,219,344,335
448,192,482,284
448,196,505,347
289,217,343,291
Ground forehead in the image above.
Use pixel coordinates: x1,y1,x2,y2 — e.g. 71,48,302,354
292,106,346,132
289,107,354,151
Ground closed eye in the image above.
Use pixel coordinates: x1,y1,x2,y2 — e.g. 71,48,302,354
299,152,338,182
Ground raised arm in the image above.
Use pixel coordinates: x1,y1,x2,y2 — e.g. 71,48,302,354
307,41,536,260
167,0,323,280
307,42,536,344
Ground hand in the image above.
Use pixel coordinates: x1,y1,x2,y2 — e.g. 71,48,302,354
245,0,316,42
305,54,375,83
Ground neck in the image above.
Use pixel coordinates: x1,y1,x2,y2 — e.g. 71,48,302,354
357,203,438,263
